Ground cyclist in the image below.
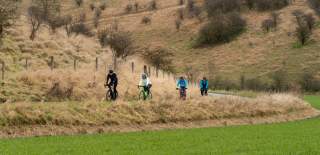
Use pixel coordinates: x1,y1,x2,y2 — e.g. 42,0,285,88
105,70,118,97
138,73,152,96
176,76,188,99
200,77,209,96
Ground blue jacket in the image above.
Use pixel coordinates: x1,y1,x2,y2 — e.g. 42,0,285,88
200,80,209,89
177,79,188,88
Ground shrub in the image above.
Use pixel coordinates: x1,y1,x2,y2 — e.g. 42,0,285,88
195,13,246,47
261,19,275,32
177,8,185,20
204,0,241,17
90,3,95,11
0,0,20,40
270,69,289,92
141,16,151,24
299,72,320,92
254,0,290,11
308,0,320,16
149,0,157,10
187,0,195,12
74,0,83,7
261,12,279,32
303,13,316,31
175,19,182,30
142,46,173,70
210,76,238,90
245,0,255,10
179,0,184,5
70,20,93,37
94,8,102,28
296,25,311,45
100,2,107,10
134,2,139,12
48,16,69,33
125,4,133,13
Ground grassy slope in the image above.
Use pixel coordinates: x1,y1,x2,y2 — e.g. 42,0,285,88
0,96,319,155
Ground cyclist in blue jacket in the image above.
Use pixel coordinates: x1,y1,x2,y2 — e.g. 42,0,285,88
200,77,209,96
176,76,188,100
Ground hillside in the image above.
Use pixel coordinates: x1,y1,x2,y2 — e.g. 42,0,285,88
0,0,320,103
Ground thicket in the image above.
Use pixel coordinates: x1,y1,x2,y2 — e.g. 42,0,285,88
0,0,20,41
195,13,246,47
308,0,320,16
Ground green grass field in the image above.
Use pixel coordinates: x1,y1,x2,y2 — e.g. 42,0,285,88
0,96,319,155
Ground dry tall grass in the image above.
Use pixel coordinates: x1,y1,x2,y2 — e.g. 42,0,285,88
0,94,318,136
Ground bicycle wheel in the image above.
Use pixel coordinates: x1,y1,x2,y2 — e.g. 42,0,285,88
106,90,112,101
148,91,153,100
139,91,145,100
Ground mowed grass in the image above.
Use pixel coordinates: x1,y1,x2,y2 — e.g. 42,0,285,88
0,96,319,155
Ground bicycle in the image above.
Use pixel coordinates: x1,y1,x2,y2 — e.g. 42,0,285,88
138,85,152,100
177,87,187,100
105,84,118,101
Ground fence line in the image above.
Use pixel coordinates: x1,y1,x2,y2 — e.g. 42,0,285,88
0,57,199,88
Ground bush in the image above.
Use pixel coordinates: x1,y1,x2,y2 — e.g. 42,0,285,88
210,76,238,90
177,8,185,20
141,16,151,24
175,19,182,30
308,0,320,16
304,13,316,31
48,16,69,33
299,72,320,92
179,0,184,5
142,46,173,71
134,2,139,12
94,8,102,28
261,19,275,32
204,0,241,17
261,12,279,32
270,69,289,92
254,0,290,11
195,13,246,47
70,22,93,37
100,2,107,10
245,0,255,10
292,10,312,45
0,0,20,40
74,0,83,7
149,0,157,10
125,4,133,13
90,3,95,11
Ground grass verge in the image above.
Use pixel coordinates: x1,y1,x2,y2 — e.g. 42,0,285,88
0,95,319,154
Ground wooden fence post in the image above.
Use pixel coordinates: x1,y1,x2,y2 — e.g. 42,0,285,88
96,57,99,71
148,66,151,77
74,58,77,71
156,67,159,78
1,62,4,81
131,62,134,73
143,65,147,74
50,56,54,71
25,58,29,70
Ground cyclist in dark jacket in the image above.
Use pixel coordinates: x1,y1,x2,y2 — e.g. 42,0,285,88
105,70,118,95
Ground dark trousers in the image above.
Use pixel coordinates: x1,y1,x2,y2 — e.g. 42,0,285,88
108,83,118,94
201,88,208,96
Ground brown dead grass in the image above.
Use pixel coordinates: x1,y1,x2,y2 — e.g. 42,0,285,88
0,94,318,138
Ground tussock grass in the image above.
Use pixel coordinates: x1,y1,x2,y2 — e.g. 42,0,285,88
0,94,316,127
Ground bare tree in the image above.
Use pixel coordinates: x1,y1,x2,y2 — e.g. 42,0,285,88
31,0,61,22
98,29,134,70
0,0,20,40
28,6,43,40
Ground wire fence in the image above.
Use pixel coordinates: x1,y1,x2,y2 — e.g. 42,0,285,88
0,56,199,88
